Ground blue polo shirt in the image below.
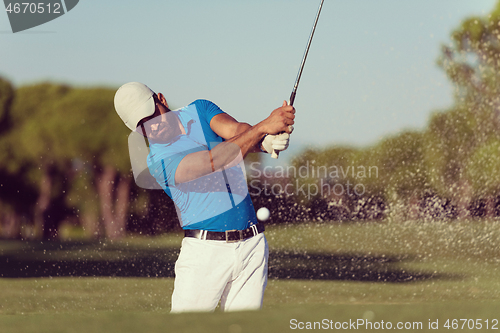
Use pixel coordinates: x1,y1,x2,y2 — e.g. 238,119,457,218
146,99,258,232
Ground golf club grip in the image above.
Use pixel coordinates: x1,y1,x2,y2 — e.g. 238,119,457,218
271,97,294,159
289,91,296,107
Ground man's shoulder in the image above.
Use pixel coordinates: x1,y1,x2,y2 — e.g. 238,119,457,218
184,99,225,123
187,99,217,109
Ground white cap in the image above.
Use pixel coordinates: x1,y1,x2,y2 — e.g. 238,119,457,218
114,82,156,131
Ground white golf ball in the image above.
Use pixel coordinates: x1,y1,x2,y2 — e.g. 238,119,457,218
256,207,270,221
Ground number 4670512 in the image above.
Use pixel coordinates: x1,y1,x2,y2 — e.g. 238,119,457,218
5,2,62,14
444,319,498,330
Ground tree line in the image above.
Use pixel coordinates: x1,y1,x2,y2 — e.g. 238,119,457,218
0,82,179,240
2,2,500,239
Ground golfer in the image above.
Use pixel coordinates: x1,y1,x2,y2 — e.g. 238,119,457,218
114,82,294,312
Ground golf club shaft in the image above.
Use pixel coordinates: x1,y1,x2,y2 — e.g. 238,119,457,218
290,0,324,107
272,0,325,159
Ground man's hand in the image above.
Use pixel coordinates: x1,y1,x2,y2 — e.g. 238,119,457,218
261,101,295,135
261,131,292,154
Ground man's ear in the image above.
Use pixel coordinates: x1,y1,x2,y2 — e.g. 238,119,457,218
158,93,169,109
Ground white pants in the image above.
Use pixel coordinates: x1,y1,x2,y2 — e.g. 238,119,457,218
171,233,268,313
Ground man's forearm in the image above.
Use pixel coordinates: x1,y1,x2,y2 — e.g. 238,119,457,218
217,122,267,160
231,122,266,154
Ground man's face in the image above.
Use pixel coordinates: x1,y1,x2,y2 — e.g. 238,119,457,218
137,94,182,142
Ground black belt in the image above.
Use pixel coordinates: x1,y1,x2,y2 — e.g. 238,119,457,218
184,224,265,243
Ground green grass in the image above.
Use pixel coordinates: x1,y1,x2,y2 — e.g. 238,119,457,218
1,220,500,332
1,303,500,333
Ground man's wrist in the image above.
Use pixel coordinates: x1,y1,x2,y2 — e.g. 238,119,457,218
259,134,269,153
253,121,269,138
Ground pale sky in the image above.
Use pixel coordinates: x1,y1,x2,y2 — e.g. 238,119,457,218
1,0,497,161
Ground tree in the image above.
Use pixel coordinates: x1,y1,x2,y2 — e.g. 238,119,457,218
372,131,429,220
4,83,134,240
440,2,500,120
423,107,478,218
47,87,132,239
0,76,13,134
466,139,500,217
434,1,500,218
2,83,73,239
0,76,39,239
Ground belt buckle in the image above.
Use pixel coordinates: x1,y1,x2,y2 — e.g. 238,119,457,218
225,230,243,243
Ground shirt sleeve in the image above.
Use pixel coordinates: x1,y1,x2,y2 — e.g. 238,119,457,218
192,99,225,125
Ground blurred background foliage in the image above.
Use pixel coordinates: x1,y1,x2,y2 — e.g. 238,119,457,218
3,2,500,240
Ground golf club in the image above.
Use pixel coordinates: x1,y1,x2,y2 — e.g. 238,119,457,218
272,0,325,159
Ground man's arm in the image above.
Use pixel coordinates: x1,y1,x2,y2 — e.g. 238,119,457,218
210,100,294,153
209,113,261,153
174,102,295,184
